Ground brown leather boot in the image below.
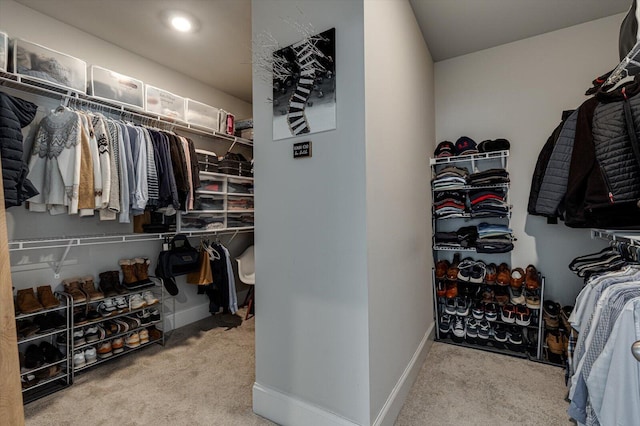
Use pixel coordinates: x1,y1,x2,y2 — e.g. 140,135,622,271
99,271,118,297
63,278,87,303
80,276,104,301
119,259,138,287
16,289,44,314
134,258,152,284
37,285,60,309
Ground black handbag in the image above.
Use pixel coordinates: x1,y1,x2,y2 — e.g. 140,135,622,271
155,234,201,295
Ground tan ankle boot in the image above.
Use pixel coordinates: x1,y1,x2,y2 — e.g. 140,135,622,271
16,289,44,314
63,278,87,303
80,276,104,301
119,259,138,287
134,258,151,284
37,285,60,309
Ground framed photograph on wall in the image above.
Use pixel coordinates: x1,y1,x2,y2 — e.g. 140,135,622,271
272,27,336,140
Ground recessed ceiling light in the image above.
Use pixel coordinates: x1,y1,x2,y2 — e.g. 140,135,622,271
161,10,200,33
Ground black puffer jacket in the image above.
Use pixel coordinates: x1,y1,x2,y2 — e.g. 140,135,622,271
0,91,38,208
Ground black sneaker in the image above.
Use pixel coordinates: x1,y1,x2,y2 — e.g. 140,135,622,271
466,317,478,339
34,314,55,332
48,312,67,328
507,326,524,352
484,303,498,322
469,261,486,283
477,319,491,340
439,314,452,335
39,341,63,363
501,304,516,324
24,344,44,369
452,316,466,339
492,324,508,343
456,298,469,316
445,298,457,315
471,301,484,320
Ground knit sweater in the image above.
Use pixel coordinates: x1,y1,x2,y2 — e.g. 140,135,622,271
27,108,82,214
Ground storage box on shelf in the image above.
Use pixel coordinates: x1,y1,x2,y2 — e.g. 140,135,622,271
89,65,144,110
16,291,72,404
145,85,185,122
10,38,86,93
186,98,219,131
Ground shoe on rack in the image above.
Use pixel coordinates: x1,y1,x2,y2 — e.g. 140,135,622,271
17,321,40,339
457,258,476,282
119,259,139,288
439,314,453,336
455,298,470,317
33,314,55,332
39,341,63,363
546,329,565,356
469,261,486,284
129,294,146,310
80,276,104,301
525,287,541,310
484,302,498,322
35,364,61,380
87,307,101,322
98,299,117,317
97,341,113,359
84,347,98,364
543,300,560,329
47,312,66,328
121,316,142,330
477,319,491,340
496,263,511,286
21,374,38,389
466,317,478,339
141,290,159,306
114,296,128,313
134,258,153,287
435,260,450,279
446,253,461,281
445,280,458,299
452,316,466,339
501,304,516,324
525,264,541,290
148,326,163,342
55,334,67,351
149,308,161,322
137,309,152,325
481,286,494,304
24,344,44,369
515,305,531,326
485,263,497,284
125,332,141,348
16,288,44,314
507,326,523,351
73,328,86,346
37,285,60,309
492,324,508,343
99,271,119,298
113,318,130,333
73,351,86,369
510,267,525,290
111,337,124,354
561,305,574,331
74,308,88,325
63,278,87,303
139,329,149,344
85,325,99,343
471,301,484,320
494,286,510,306
509,284,525,305
436,279,447,298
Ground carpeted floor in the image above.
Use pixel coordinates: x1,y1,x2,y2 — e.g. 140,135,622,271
395,342,573,426
25,315,573,426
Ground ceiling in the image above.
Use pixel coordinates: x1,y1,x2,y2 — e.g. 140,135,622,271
14,0,633,103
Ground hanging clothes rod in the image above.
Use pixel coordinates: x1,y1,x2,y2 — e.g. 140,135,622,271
590,228,640,246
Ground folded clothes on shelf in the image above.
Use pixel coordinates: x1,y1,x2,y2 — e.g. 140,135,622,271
432,166,469,190
468,168,510,185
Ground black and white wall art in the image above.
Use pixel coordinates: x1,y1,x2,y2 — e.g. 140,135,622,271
272,28,336,140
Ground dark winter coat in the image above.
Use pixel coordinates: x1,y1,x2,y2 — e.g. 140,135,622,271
0,91,38,208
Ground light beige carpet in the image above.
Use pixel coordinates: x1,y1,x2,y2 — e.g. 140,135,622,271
395,342,573,426
24,308,273,426
25,316,573,426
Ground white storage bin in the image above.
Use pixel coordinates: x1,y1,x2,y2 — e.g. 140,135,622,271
89,65,144,109
179,212,225,232
0,32,7,72
11,38,87,93
185,99,220,130
145,85,185,121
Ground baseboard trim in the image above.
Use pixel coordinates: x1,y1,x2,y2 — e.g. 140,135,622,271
253,382,360,426
372,323,435,426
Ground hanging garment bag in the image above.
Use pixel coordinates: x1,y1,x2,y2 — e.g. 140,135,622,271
156,234,200,295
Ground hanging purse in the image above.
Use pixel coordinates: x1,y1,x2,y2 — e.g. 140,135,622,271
155,234,201,295
187,244,213,285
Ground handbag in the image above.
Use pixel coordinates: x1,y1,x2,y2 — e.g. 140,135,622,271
187,244,213,285
155,234,201,295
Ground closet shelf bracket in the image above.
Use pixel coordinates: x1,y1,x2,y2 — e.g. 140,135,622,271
50,239,74,279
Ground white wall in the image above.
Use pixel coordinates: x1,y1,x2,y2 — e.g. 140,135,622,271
252,1,370,425
1,0,254,329
0,0,252,119
434,14,624,305
363,1,434,424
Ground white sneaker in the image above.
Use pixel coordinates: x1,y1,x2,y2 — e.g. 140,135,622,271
73,351,86,368
141,290,159,306
84,347,97,364
139,329,149,344
114,296,128,312
99,298,117,317
85,325,99,343
129,294,146,310
73,329,86,346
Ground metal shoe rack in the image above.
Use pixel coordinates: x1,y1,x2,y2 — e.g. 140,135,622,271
430,150,545,360
64,279,166,378
17,293,73,404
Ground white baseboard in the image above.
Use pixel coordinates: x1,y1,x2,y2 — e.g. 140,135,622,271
253,382,360,426
372,323,435,426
